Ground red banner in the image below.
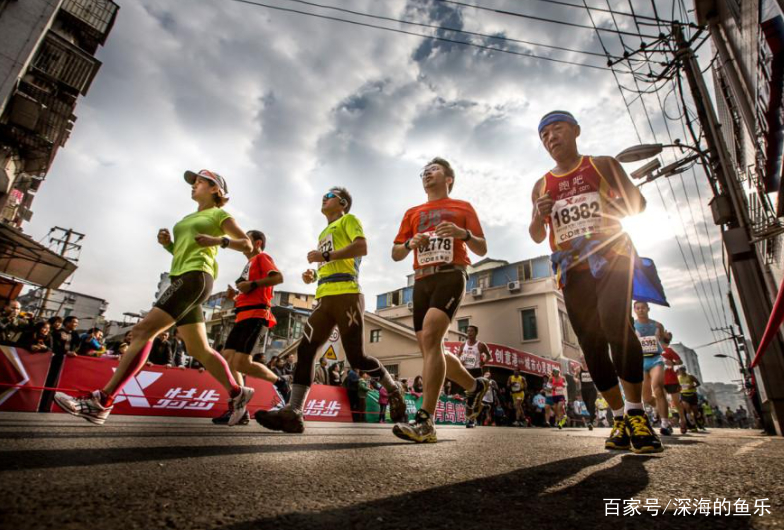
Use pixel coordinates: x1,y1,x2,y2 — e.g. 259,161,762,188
0,347,52,412
444,341,562,377
53,355,352,421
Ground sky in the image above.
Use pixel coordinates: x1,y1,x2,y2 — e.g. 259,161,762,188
24,0,746,384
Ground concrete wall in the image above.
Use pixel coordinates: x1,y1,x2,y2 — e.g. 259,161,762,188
0,0,61,112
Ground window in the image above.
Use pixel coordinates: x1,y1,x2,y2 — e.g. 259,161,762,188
518,261,533,281
478,273,491,289
520,308,538,341
292,320,304,339
385,364,399,378
370,329,382,343
386,290,402,307
457,318,470,335
279,293,290,306
560,311,577,345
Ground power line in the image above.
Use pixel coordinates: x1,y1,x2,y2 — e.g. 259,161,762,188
582,0,727,354
223,0,639,73
278,0,629,61
434,0,660,39
530,0,678,25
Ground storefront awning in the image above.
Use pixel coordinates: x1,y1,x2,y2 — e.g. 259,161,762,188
0,223,76,289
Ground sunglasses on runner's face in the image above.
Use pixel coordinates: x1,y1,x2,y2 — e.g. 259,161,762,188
323,192,339,200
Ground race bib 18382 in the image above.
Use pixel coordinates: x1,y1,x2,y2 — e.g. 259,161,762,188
551,192,603,244
416,232,454,266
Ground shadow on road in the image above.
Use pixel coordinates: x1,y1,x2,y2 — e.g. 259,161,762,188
216,453,754,530
0,441,417,472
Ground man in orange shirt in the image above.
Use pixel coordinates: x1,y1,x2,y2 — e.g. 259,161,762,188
390,157,490,443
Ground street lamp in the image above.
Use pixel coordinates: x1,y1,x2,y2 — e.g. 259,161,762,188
616,142,705,184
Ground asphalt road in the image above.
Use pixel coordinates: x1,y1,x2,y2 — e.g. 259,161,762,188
0,413,782,530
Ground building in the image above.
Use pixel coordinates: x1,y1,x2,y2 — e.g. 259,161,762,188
376,256,582,365
154,272,171,301
670,342,704,383
201,289,316,356
702,382,749,412
17,286,108,328
0,0,119,226
695,0,784,434
276,311,466,381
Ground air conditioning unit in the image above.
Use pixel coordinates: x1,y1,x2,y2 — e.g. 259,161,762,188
507,281,521,291
406,301,414,311
471,287,483,297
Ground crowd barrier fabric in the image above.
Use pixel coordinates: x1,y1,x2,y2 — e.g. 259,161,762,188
0,347,51,412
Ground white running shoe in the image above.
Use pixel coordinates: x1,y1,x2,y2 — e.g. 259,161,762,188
54,390,112,425
228,386,254,426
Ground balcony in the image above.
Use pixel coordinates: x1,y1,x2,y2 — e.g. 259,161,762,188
30,31,101,95
59,0,119,44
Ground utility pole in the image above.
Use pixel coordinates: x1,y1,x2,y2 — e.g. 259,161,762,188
36,227,84,319
675,24,784,435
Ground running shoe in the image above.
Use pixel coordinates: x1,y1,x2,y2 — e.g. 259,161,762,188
558,416,567,428
387,381,408,423
626,413,664,454
659,424,673,436
393,412,437,443
588,422,594,431
228,386,254,426
465,419,476,429
605,417,630,450
212,406,250,425
254,406,305,433
54,390,112,426
465,378,490,421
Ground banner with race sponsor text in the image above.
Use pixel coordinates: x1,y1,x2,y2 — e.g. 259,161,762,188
0,347,52,412
364,389,467,425
52,355,353,422
444,341,562,377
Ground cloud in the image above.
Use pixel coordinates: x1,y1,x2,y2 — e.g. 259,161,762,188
24,0,737,383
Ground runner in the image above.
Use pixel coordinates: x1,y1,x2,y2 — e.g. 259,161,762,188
576,362,596,430
633,301,673,436
212,230,290,425
530,110,663,453
391,157,490,443
660,333,688,434
677,366,701,432
459,325,491,428
54,169,255,426
507,368,527,427
254,187,407,432
548,368,568,429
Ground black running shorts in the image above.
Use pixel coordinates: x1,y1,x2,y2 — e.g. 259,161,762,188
153,271,213,326
664,383,680,394
412,270,466,332
225,318,269,354
681,393,699,406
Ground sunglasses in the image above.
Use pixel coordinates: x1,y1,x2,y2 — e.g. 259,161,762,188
323,192,339,200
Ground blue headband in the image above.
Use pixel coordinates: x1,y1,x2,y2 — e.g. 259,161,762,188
538,113,578,134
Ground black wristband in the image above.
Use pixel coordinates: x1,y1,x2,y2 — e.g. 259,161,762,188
462,230,472,242
221,237,230,249
247,280,258,293
404,239,411,250
322,251,331,262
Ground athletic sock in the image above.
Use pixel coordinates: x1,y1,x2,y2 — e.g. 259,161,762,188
288,384,310,412
415,409,431,423
662,418,671,428
625,401,644,415
107,341,153,401
209,349,242,396
612,407,625,419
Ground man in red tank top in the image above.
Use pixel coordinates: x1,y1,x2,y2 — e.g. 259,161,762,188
390,157,490,443
529,110,663,454
660,332,688,433
213,230,289,424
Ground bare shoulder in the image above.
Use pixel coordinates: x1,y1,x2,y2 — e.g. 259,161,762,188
531,176,545,201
